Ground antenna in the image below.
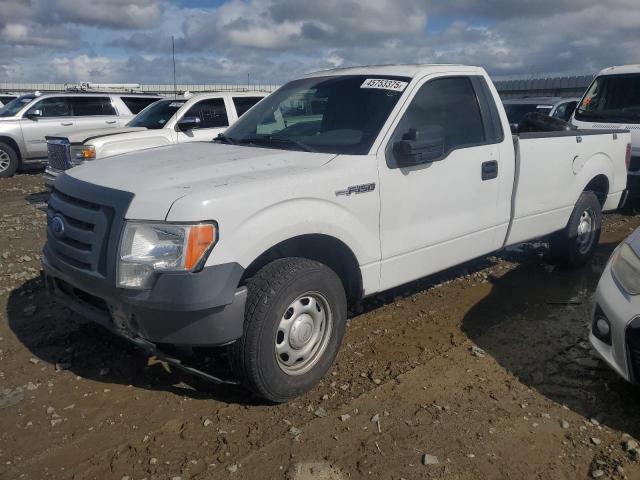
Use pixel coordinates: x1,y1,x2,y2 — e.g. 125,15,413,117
172,36,177,99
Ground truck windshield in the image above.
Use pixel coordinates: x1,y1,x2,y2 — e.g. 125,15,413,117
127,99,185,129
575,74,640,123
0,94,36,117
221,75,410,154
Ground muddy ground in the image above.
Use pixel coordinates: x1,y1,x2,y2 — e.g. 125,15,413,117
1,173,640,480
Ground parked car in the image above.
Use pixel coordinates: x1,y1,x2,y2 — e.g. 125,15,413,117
503,97,579,131
42,64,630,402
572,65,640,201
43,92,267,188
0,92,162,178
0,94,17,107
591,227,640,384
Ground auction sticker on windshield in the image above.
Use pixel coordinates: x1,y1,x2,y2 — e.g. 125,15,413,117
361,79,408,92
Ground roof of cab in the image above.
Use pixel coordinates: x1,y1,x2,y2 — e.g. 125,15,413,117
597,64,640,76
302,63,486,79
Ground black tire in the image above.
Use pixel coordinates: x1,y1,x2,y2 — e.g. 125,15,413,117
0,142,19,178
549,191,602,268
230,258,347,402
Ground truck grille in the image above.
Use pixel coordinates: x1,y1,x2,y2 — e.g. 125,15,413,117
47,139,72,171
626,318,640,384
47,188,114,275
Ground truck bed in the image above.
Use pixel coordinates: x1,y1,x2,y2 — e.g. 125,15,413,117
506,129,630,246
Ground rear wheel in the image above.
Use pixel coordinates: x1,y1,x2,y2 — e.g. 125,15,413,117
230,258,347,402
549,191,602,267
0,142,18,178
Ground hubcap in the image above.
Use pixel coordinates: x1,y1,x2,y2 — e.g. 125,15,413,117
275,292,332,376
0,149,10,173
576,208,595,255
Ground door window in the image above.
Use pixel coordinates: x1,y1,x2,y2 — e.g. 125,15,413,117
69,97,117,116
184,98,229,129
232,96,263,117
389,77,486,165
28,97,70,117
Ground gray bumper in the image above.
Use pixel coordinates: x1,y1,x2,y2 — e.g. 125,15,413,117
43,250,247,346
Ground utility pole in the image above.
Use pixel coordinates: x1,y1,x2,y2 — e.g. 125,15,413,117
247,73,250,89
172,36,177,98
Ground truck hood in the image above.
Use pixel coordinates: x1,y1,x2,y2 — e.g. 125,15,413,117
60,126,147,144
66,142,337,220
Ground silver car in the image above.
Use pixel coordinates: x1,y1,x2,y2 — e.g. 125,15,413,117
0,92,161,178
591,227,640,383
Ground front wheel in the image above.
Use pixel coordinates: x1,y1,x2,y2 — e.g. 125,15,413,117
0,142,19,178
230,258,347,402
549,191,602,268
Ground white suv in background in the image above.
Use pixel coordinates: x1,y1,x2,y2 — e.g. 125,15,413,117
43,91,267,188
0,92,162,177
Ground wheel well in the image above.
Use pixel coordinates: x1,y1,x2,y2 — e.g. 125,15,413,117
241,234,363,305
0,136,22,160
583,174,609,207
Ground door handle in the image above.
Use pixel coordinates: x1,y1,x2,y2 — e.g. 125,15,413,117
481,160,498,181
105,120,117,124
60,122,73,126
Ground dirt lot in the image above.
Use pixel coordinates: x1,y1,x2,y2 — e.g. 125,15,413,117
1,173,640,480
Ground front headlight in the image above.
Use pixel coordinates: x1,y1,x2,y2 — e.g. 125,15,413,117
118,222,217,289
611,243,640,295
69,145,96,165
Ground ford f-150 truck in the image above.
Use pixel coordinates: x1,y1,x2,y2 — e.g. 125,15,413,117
43,92,267,188
43,64,630,402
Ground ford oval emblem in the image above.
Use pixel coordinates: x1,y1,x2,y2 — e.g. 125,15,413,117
51,215,65,239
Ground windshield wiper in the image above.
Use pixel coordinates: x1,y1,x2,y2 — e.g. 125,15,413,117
268,136,316,153
235,135,315,153
214,133,236,145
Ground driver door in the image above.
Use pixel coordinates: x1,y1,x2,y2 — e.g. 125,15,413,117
176,98,230,143
20,97,75,159
377,75,506,290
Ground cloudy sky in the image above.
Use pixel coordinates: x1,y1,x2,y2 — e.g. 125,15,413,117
2,0,640,85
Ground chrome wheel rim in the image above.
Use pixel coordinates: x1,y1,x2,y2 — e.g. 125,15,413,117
576,208,595,255
0,150,10,173
275,292,332,376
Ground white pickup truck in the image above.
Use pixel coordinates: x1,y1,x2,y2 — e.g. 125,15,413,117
572,65,640,201
43,92,267,188
43,64,630,402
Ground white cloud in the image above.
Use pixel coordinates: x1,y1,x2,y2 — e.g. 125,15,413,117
55,0,163,29
3,0,640,83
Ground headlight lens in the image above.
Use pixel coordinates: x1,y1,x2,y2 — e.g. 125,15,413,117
611,243,640,295
70,145,96,165
118,222,217,289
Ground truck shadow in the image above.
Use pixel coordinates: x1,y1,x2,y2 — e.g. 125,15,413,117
461,238,640,439
6,276,258,405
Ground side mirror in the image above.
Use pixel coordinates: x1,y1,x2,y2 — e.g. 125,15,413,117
26,109,42,120
176,116,201,131
393,125,445,167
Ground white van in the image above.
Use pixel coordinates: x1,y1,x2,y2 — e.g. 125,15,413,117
572,65,640,200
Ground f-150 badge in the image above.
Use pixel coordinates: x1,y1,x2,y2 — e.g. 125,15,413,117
335,183,376,196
